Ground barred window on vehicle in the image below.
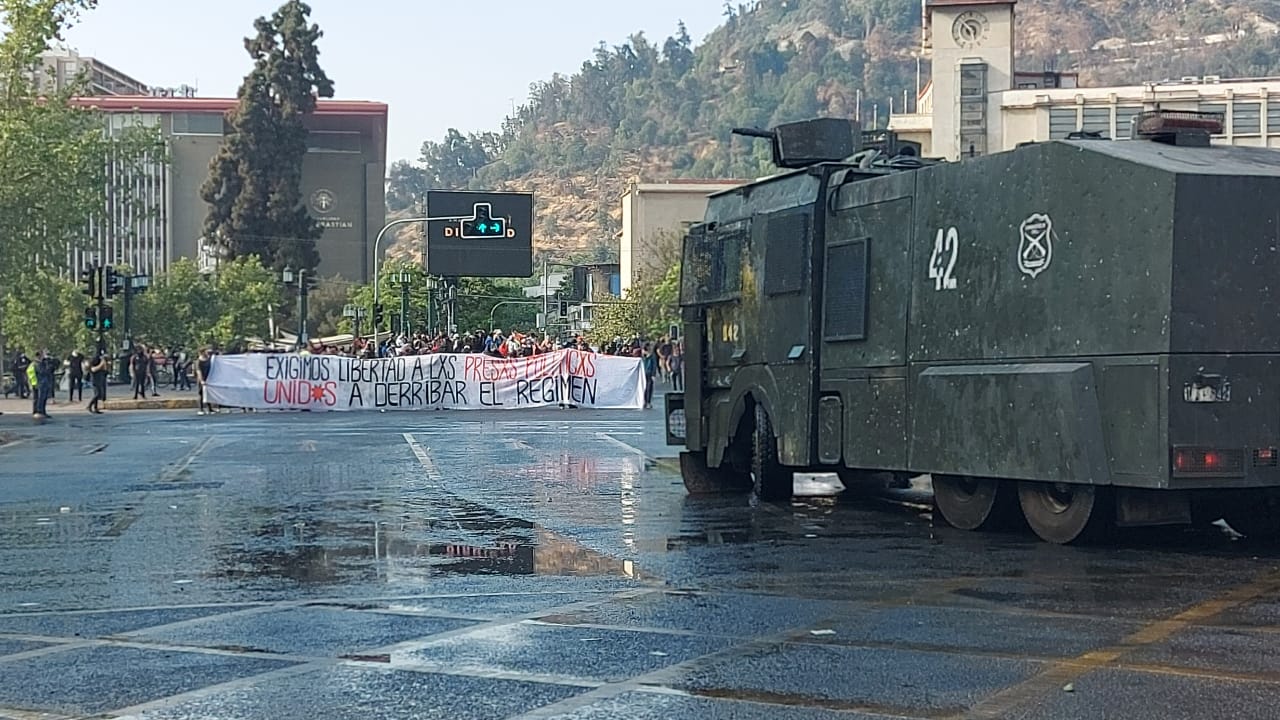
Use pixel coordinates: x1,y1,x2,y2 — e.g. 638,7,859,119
680,220,748,305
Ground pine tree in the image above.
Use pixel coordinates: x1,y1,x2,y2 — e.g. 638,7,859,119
200,0,334,272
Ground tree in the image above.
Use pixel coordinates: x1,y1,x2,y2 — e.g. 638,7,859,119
1,268,94,358
386,160,427,212
302,276,351,337
418,129,498,190
0,0,162,292
200,0,334,273
586,295,644,346
207,256,282,348
123,256,282,351
131,259,219,350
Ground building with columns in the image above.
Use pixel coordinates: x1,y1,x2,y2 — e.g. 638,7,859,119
891,0,1280,159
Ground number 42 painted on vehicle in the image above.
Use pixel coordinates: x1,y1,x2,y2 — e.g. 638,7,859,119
928,226,959,291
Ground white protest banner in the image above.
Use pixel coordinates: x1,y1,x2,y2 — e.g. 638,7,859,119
204,349,646,411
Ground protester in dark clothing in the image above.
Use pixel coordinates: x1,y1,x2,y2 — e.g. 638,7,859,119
196,349,216,415
12,351,30,399
168,348,181,388
87,352,108,413
33,350,55,419
67,350,85,402
641,343,658,409
176,353,193,390
130,347,149,400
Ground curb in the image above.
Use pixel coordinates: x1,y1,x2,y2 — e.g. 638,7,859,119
102,397,200,411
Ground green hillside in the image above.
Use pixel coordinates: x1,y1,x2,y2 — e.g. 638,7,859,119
384,0,1280,267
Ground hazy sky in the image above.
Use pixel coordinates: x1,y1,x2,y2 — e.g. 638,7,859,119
62,0,727,164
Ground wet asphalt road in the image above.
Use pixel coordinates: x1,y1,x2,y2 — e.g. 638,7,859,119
1,404,1280,719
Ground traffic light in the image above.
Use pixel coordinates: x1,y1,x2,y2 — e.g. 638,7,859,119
100,305,114,330
84,306,97,329
373,303,384,326
461,204,507,239
80,267,97,297
104,266,121,297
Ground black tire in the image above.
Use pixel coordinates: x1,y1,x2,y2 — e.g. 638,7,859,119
933,475,1012,530
1017,481,1112,544
1223,490,1280,540
679,451,751,495
752,404,792,502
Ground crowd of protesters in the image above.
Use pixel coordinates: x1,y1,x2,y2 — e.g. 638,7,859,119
4,329,685,417
293,329,684,409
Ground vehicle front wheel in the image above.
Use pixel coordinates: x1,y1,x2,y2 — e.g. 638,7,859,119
752,405,792,502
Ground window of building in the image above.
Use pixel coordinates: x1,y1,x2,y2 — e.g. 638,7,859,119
172,113,224,135
307,131,362,153
1049,107,1078,139
108,113,161,137
1268,103,1280,134
959,63,987,99
1081,107,1111,137
1233,102,1262,135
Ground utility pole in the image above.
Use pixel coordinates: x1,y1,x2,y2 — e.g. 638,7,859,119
82,264,116,377
114,271,150,384
437,278,457,335
282,266,310,349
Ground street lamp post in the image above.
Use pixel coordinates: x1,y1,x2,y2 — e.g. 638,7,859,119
282,266,309,350
370,208,484,339
371,217,430,339
342,304,368,339
488,300,541,331
113,271,150,384
424,276,438,335
390,270,414,336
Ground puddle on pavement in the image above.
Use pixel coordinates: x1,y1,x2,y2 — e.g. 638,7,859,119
211,493,635,586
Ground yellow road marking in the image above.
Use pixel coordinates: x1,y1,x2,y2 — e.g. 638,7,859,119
963,570,1280,719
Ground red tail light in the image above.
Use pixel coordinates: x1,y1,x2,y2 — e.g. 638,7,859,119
1172,447,1245,476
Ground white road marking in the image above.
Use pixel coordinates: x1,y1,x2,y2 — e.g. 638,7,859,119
595,433,647,458
401,432,442,486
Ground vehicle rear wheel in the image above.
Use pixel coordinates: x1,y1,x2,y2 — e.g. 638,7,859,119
752,404,792,502
1018,481,1111,544
1223,490,1280,540
679,451,751,495
933,475,1012,530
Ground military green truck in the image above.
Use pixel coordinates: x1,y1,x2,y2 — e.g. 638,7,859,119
665,111,1280,544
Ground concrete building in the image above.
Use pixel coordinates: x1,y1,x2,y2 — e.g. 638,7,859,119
69,96,388,281
35,45,149,96
891,0,1280,159
619,179,746,293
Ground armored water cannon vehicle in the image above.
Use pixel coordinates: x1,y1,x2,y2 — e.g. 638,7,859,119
667,109,1280,544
